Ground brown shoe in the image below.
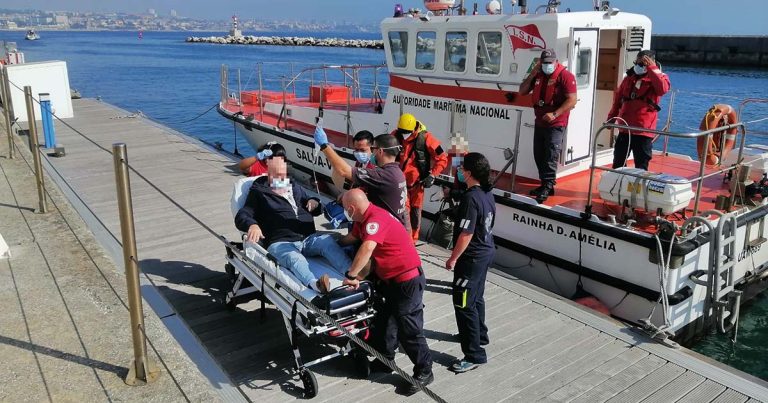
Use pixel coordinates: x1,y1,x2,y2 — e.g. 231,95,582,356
315,274,330,293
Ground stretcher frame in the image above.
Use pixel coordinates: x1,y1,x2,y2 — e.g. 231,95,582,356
223,240,375,398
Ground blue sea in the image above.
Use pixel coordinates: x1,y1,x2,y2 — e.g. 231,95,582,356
4,30,768,379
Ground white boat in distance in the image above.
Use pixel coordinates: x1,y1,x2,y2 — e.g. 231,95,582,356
25,30,40,41
217,0,768,345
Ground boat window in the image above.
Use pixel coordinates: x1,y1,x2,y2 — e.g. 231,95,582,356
388,31,409,68
444,31,467,73
416,31,437,70
575,48,592,87
476,32,502,75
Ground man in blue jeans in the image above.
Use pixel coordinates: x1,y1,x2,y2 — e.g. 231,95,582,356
235,157,351,292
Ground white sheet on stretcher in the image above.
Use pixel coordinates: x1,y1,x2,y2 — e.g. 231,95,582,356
244,241,345,301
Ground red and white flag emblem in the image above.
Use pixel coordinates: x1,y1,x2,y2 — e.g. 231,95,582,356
504,24,547,55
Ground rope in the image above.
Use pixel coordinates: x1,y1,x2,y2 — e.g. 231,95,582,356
9,80,445,402
142,103,219,125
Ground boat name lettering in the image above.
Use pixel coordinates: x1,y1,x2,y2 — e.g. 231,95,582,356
512,212,617,252
295,148,331,169
392,94,509,120
738,244,761,262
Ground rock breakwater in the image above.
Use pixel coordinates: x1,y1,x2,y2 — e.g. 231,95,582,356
185,35,384,49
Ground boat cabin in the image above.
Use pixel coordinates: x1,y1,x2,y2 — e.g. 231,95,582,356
380,9,652,184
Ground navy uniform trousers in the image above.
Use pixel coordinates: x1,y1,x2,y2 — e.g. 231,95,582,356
372,270,433,376
453,253,493,364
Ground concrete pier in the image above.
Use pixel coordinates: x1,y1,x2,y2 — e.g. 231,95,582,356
652,35,768,67
185,35,384,49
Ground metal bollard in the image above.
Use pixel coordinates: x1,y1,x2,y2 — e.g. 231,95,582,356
113,143,159,385
23,86,47,214
0,66,13,159
39,93,55,148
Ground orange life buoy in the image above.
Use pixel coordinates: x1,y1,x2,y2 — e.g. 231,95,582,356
696,104,738,166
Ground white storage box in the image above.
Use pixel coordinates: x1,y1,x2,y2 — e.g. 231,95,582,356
598,167,694,215
721,144,768,183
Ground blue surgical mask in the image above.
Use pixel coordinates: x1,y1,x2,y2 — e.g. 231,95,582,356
271,177,290,189
370,153,377,166
541,63,556,75
633,64,647,75
353,151,371,165
457,168,466,183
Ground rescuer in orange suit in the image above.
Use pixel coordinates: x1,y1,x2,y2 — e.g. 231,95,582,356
393,113,449,242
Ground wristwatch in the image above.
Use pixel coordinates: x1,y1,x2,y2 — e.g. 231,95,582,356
345,271,357,280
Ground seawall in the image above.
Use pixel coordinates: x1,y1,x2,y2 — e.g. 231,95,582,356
185,35,383,49
652,35,768,67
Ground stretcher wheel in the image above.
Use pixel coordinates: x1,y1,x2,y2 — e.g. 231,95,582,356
300,369,318,398
225,298,237,311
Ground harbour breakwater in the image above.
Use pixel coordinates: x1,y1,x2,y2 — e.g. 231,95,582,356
652,35,768,67
185,35,383,49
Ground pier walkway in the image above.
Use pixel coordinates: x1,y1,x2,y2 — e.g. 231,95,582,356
0,113,220,401
8,97,768,402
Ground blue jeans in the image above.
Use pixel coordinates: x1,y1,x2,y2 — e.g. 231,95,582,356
267,233,352,288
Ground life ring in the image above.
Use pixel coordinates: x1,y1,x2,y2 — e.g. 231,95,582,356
696,104,738,166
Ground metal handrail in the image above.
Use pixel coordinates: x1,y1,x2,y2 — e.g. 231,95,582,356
584,121,747,217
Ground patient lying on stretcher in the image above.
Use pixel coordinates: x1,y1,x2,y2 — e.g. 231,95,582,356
234,157,351,293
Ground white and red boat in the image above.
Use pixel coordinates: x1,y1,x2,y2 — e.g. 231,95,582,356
217,0,768,343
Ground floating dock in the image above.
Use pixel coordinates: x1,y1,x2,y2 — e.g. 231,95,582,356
6,98,768,402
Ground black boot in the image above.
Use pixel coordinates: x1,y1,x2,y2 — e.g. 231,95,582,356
403,371,434,396
536,186,555,203
529,185,546,196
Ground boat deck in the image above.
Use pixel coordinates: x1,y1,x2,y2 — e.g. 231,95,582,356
221,98,737,235
31,98,768,402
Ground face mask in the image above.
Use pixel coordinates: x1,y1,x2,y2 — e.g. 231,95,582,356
344,208,353,222
541,63,556,75
457,169,466,183
271,177,290,190
633,64,647,75
370,153,378,166
353,151,371,165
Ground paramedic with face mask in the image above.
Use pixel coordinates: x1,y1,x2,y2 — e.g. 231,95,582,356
315,124,410,229
234,157,352,293
607,49,670,170
519,49,578,203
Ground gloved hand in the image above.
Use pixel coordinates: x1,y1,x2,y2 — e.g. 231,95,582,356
255,149,273,160
422,174,435,188
314,125,328,147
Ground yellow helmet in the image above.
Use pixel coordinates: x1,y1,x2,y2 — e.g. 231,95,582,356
397,113,418,132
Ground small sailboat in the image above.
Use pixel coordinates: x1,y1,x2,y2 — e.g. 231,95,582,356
138,30,144,40
25,29,40,41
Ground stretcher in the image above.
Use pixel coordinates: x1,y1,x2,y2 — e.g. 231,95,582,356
224,177,376,398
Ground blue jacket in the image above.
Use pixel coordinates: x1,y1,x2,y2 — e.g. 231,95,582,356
235,176,322,246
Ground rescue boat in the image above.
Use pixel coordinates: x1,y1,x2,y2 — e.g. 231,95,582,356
217,0,768,344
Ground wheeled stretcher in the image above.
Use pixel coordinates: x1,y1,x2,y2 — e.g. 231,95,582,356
224,177,376,398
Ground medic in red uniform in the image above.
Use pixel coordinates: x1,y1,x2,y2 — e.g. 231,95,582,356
339,189,434,394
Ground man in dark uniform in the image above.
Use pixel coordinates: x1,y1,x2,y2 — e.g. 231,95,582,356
519,49,578,203
315,127,409,228
445,152,496,373
340,189,433,394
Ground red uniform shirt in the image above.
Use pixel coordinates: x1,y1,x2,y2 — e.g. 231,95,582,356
352,204,421,280
531,65,577,128
247,160,268,177
607,65,671,138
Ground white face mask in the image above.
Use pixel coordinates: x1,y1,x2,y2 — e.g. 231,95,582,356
344,208,353,222
633,64,647,75
271,177,290,190
541,63,556,75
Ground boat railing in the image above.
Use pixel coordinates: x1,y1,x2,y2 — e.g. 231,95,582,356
220,63,387,140
584,121,748,218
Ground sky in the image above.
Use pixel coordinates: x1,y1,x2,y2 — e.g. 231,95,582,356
5,0,768,35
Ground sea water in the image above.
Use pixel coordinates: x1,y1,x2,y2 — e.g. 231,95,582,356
4,29,768,379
